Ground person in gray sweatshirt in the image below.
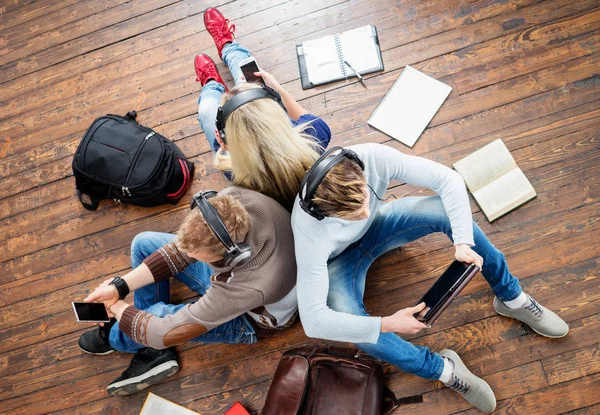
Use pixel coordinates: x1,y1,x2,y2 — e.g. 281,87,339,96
79,187,298,396
291,143,568,413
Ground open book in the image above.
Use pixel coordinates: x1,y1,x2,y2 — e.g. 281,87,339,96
139,393,200,415
296,25,384,89
453,139,536,222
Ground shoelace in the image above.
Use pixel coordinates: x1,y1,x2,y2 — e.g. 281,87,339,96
525,297,543,317
207,19,236,41
196,64,219,83
448,376,470,394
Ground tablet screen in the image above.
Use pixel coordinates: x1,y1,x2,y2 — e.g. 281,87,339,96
418,261,472,318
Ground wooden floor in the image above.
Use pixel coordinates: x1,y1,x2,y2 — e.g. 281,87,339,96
1,0,599,413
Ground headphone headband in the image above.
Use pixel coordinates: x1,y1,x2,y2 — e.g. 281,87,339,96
190,191,252,267
216,85,285,141
299,147,365,221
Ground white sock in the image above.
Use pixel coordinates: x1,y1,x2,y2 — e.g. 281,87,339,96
439,357,454,384
504,292,529,309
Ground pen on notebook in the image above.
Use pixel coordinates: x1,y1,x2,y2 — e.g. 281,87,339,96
344,60,365,85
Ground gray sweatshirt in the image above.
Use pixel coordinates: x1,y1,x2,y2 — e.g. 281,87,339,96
291,143,474,344
120,186,298,349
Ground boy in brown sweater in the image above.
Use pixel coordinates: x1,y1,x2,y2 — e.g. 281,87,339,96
79,187,298,395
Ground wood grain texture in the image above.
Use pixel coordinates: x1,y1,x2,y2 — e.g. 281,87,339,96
1,0,599,414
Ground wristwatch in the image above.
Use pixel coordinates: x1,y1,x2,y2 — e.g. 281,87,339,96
109,276,130,300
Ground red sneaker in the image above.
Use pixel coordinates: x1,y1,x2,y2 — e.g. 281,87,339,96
204,7,235,59
194,54,227,90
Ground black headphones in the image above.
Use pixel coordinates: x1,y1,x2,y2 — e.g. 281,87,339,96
215,85,286,144
299,146,365,221
190,191,253,267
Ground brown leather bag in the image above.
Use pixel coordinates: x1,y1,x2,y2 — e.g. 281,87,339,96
262,347,421,415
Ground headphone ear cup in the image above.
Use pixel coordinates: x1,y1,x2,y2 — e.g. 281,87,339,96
223,242,253,267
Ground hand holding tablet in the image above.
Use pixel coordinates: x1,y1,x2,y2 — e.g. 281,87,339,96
414,260,480,326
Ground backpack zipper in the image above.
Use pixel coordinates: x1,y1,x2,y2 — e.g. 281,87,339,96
123,132,158,194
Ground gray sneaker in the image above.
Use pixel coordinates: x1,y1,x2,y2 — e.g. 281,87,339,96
439,350,496,413
493,295,569,338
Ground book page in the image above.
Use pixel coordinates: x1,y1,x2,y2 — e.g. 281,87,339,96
472,168,536,222
139,393,200,415
302,35,344,85
367,66,452,147
339,25,381,73
453,139,518,192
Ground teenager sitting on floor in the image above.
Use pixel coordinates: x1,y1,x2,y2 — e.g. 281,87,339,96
291,143,569,413
79,187,299,395
195,7,331,211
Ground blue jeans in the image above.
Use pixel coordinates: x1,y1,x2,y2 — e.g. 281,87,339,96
109,232,257,353
198,41,252,153
326,196,522,380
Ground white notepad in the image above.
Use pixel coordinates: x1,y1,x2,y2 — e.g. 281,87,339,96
301,25,383,86
368,66,452,147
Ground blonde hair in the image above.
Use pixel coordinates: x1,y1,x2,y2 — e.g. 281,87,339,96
313,158,366,218
176,195,250,256
214,83,322,211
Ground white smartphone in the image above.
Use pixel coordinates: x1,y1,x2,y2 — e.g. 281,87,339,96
72,301,111,323
239,56,264,85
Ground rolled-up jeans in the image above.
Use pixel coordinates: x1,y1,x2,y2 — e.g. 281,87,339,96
197,41,252,153
326,196,522,380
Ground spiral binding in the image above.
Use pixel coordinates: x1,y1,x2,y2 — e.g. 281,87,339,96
334,34,347,78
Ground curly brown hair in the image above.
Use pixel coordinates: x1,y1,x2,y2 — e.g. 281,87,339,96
176,194,250,256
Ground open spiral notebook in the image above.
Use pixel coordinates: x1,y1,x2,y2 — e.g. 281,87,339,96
296,25,384,89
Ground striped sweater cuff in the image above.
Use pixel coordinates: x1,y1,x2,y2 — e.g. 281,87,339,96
143,243,193,283
144,249,173,282
119,306,141,341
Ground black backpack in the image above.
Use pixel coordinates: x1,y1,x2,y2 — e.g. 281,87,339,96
72,111,194,210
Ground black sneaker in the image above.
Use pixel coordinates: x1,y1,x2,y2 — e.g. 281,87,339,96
107,348,179,396
78,318,116,355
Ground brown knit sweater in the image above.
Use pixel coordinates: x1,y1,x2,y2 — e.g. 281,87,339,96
119,186,298,349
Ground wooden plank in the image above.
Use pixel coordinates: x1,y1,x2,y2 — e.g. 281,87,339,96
454,30,600,94
279,0,600,99
390,362,548,415
0,0,344,108
0,331,313,414
542,343,600,386
0,324,310,403
0,0,214,78
0,0,81,30
457,372,600,415
0,0,131,50
2,0,589,159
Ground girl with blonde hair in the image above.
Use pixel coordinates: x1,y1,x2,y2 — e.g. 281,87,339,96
195,8,331,210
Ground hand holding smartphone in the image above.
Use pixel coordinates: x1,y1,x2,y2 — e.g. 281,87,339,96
239,57,265,85
72,301,111,323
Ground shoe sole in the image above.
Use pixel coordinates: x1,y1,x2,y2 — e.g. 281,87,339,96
79,345,114,355
494,307,569,339
107,361,179,396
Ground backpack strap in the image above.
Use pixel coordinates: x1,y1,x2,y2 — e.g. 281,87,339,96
382,388,423,414
76,189,100,211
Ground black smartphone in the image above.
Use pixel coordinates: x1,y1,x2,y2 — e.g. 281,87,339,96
414,261,479,325
72,301,111,323
239,57,264,85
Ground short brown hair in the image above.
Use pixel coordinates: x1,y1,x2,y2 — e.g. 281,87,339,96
176,195,250,256
312,158,366,218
